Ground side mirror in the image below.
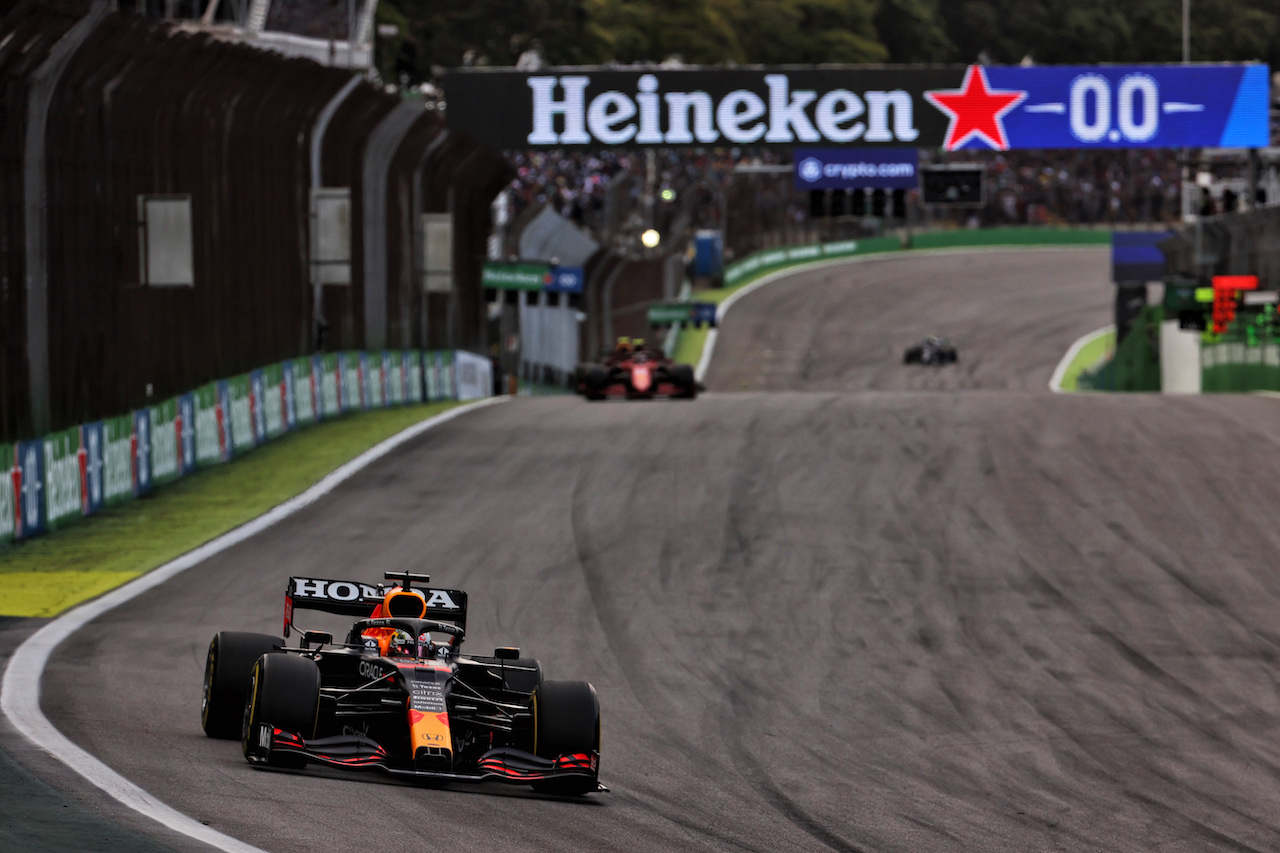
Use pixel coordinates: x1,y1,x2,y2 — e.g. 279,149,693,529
494,646,520,660
302,630,333,649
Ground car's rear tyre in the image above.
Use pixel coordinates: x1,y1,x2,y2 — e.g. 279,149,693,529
531,680,600,795
202,632,280,739
904,347,921,364
242,653,321,768
671,364,697,399
584,366,608,401
573,364,591,395
502,657,543,695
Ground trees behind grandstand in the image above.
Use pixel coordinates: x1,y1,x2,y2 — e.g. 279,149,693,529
380,0,1279,85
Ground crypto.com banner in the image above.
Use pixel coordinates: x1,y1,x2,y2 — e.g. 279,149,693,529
443,64,1269,151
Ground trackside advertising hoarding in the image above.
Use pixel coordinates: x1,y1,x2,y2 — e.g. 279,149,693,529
724,237,902,286
0,444,14,540
794,148,918,190
444,64,1269,151
0,350,478,546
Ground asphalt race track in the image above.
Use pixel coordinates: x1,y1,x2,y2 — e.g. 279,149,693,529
18,247,1280,851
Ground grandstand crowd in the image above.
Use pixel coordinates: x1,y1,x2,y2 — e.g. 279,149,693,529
503,146,1248,248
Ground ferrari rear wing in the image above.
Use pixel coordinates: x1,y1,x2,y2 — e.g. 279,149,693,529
284,575,468,637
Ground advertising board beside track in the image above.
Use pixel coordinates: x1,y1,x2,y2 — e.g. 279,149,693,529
445,64,1270,151
0,350,484,547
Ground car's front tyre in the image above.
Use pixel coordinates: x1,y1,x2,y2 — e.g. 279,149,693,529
531,680,600,795
201,631,280,739
242,653,321,768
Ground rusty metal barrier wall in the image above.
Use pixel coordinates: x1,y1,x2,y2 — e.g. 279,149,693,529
0,1,509,443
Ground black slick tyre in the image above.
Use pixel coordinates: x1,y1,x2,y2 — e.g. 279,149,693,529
201,632,280,739
671,364,697,399
531,680,600,795
242,653,321,768
584,366,608,401
904,347,921,364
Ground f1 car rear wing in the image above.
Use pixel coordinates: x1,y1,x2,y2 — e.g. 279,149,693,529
284,574,468,638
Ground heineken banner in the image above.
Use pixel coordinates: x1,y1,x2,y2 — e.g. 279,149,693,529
193,383,224,466
363,352,384,409
42,428,82,528
444,64,1269,151
0,444,14,542
249,371,268,445
316,354,338,419
338,353,358,411
1,349,486,542
406,351,424,403
261,365,287,440
150,398,182,486
724,237,902,286
385,352,402,406
227,375,256,455
102,415,134,506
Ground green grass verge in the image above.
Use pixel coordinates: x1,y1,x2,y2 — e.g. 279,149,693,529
1058,330,1116,392
671,273,764,366
0,401,465,618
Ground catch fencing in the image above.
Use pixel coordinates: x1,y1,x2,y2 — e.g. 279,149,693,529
0,349,492,545
0,0,510,444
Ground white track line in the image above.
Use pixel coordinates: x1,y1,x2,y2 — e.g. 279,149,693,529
1049,326,1115,393
1,396,507,853
696,244,1105,383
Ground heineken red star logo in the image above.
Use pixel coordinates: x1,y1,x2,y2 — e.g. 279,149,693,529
925,65,1027,151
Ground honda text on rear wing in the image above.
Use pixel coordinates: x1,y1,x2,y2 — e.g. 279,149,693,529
284,571,468,638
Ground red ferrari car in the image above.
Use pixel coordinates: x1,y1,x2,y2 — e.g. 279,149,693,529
575,343,697,400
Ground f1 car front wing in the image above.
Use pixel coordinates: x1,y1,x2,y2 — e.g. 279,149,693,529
249,725,607,792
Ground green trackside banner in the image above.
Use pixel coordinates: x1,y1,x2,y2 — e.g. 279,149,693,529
149,398,182,486
0,443,15,542
227,375,256,454
385,352,403,406
723,237,901,286
262,363,287,439
293,359,317,425
426,351,456,402
341,353,363,411
406,352,424,403
318,354,340,418
41,427,82,529
482,262,549,290
424,352,442,402
102,415,134,505
366,353,385,409
193,383,224,466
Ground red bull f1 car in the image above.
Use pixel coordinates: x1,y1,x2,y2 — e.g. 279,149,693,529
575,342,697,400
201,572,604,795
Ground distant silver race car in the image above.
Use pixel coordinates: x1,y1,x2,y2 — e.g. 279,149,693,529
904,336,958,365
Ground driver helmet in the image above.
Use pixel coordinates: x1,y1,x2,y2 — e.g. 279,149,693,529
616,336,634,354
388,629,436,659
389,629,416,658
